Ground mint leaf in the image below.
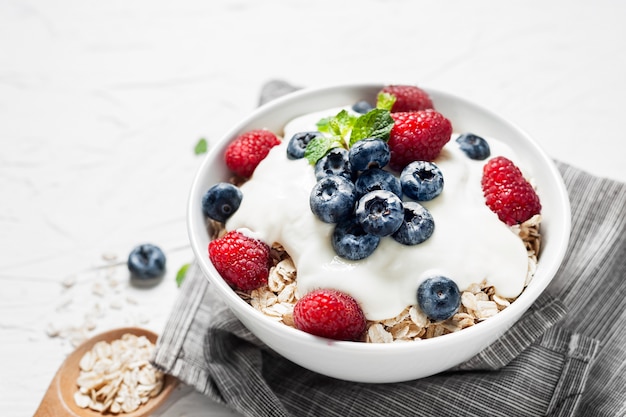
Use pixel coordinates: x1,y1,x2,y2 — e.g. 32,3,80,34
376,92,396,111
316,117,331,134
349,109,395,146
304,135,344,165
328,110,358,139
176,263,190,288
194,138,208,155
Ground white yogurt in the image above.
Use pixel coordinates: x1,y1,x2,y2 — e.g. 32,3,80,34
226,109,531,320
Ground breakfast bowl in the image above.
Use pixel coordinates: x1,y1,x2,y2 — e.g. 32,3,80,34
187,83,570,383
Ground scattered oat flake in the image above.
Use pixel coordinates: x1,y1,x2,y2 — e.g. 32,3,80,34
102,252,118,262
62,275,77,288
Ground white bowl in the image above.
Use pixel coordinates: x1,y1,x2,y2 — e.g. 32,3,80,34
187,83,571,383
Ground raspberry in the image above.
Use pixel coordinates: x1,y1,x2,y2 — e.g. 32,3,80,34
380,85,434,113
224,129,280,178
481,156,542,226
293,289,366,341
208,230,271,291
388,110,453,170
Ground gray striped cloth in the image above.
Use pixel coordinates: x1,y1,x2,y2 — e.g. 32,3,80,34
153,81,626,417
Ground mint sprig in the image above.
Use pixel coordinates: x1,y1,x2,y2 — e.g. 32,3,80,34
328,110,358,139
304,102,395,165
348,108,394,146
376,92,396,111
304,135,344,165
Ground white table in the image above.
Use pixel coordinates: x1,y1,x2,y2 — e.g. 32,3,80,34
1,1,624,416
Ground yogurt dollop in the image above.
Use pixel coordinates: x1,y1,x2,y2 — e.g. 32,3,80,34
226,109,531,320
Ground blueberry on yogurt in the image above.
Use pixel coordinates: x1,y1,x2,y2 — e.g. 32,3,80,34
400,161,444,201
332,217,381,260
355,190,404,237
314,148,353,181
354,168,402,200
351,100,374,114
310,175,357,224
287,131,323,159
456,133,491,160
392,201,435,245
348,138,391,172
417,276,461,321
202,182,243,223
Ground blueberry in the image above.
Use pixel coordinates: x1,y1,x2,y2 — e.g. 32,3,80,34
202,182,243,222
355,190,404,237
127,244,166,281
287,131,323,160
349,138,391,172
332,217,381,260
354,168,402,199
310,175,357,223
400,161,444,201
392,202,435,245
417,276,461,321
314,147,353,181
352,100,374,114
456,133,491,160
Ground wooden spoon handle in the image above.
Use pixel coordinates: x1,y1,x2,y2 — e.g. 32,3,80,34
32,373,77,417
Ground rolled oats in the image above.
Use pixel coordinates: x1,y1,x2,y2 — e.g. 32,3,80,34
74,333,164,414
366,323,394,343
475,300,499,320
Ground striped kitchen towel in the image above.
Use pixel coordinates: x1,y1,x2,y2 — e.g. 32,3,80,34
153,81,626,417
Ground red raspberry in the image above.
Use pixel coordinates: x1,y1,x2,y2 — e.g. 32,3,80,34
293,289,366,341
481,156,542,226
224,129,280,178
388,110,453,170
208,230,271,291
380,85,434,113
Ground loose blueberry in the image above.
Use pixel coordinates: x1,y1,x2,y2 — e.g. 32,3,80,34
127,244,166,281
287,131,323,160
417,276,461,321
309,175,357,224
352,100,374,114
355,190,404,237
348,138,391,172
401,161,444,201
456,133,491,160
332,217,381,260
314,147,353,181
354,168,402,199
392,202,435,245
202,182,243,222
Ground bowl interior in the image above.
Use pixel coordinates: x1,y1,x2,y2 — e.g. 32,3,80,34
186,83,571,380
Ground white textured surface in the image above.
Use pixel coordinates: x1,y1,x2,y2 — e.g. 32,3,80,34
0,1,624,416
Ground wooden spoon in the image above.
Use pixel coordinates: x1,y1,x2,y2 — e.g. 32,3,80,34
33,327,178,417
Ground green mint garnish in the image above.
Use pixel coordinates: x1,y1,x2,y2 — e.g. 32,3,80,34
376,92,397,111
304,105,395,165
328,110,359,139
305,109,358,165
194,138,208,155
176,263,190,287
316,117,331,134
348,108,394,146
304,135,344,165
